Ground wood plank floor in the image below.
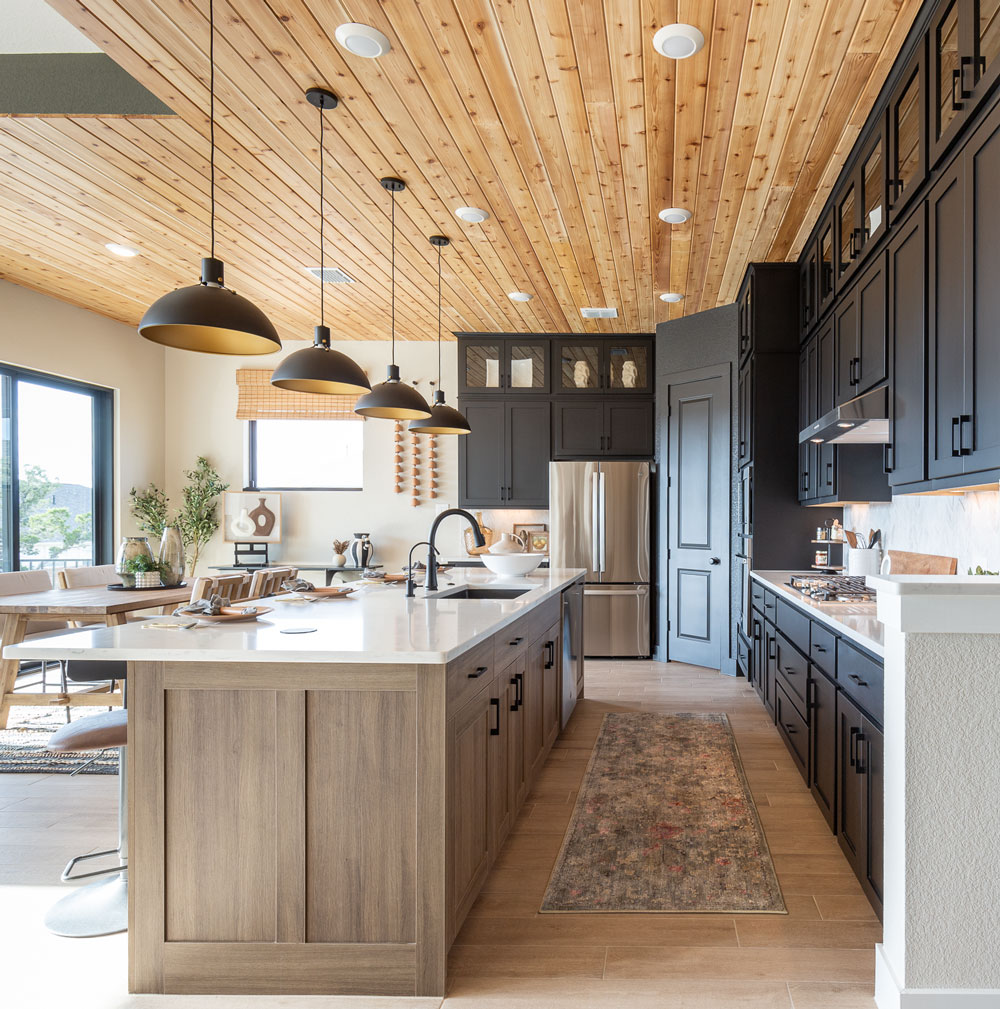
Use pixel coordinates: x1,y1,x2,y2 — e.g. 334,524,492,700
0,659,878,1008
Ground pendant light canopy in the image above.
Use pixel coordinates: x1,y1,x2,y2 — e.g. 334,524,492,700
410,236,471,436
354,178,432,420
138,0,280,355
271,89,371,396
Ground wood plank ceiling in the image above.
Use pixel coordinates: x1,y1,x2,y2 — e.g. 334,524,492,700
0,0,923,342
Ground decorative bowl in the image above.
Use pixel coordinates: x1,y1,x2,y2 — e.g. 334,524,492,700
481,553,543,577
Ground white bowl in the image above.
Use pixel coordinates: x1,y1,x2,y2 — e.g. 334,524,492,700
481,553,543,577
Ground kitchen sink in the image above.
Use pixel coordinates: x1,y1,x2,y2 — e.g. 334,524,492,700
436,587,530,600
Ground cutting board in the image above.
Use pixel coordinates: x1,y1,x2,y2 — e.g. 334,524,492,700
885,549,958,575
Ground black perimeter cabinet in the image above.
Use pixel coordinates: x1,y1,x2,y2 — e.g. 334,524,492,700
457,334,654,509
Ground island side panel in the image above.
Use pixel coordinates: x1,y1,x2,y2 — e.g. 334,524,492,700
128,659,429,996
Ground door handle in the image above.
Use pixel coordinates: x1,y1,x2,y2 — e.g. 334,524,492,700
847,672,868,687
952,416,961,457
591,472,600,571
783,722,798,735
468,665,489,679
883,443,894,473
509,636,524,647
490,697,500,735
960,414,973,455
959,55,975,100
855,732,867,774
848,725,859,767
783,666,798,676
598,470,606,573
510,672,523,711
544,640,555,669
709,557,720,565
951,67,966,110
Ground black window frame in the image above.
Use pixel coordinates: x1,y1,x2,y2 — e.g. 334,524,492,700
244,418,364,492
0,364,114,572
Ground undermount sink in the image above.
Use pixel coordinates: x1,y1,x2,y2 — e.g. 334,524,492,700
436,587,530,600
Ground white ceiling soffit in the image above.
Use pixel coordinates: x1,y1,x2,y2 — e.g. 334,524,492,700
0,0,101,54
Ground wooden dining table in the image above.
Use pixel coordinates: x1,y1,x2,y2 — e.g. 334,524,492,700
0,584,192,727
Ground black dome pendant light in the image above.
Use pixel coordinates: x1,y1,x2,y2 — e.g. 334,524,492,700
410,236,471,436
354,178,432,420
138,0,280,355
271,89,371,395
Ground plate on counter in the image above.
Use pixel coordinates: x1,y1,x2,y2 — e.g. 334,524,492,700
195,606,273,623
297,586,355,599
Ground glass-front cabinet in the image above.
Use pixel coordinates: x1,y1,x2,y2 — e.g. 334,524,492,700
835,124,886,286
458,338,549,395
931,0,1000,166
555,339,652,394
818,209,836,314
888,43,927,222
606,343,650,392
556,341,601,392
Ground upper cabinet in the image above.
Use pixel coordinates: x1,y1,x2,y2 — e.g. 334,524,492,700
834,124,887,288
818,209,837,317
459,338,549,395
554,339,652,395
930,0,1000,167
800,241,818,336
888,41,928,224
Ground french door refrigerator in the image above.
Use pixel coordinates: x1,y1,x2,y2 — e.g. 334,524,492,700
549,460,650,657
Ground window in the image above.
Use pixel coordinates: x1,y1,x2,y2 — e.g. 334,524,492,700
246,419,363,490
0,365,113,574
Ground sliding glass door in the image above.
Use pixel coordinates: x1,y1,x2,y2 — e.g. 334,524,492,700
0,365,113,575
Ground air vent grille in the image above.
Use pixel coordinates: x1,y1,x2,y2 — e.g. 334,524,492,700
306,266,355,283
580,306,618,319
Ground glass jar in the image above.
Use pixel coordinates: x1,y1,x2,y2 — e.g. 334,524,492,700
115,536,153,588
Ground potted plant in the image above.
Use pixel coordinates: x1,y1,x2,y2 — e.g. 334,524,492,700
331,539,350,568
121,553,163,589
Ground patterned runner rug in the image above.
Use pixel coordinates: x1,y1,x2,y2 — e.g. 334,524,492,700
541,711,785,913
0,707,118,774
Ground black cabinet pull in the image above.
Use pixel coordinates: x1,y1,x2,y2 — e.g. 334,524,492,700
884,443,894,473
802,470,809,492
847,672,868,687
826,460,833,486
544,640,555,669
783,666,797,676
952,416,961,457
510,672,523,711
848,725,859,767
959,55,975,100
960,414,973,456
852,357,860,386
468,665,489,679
951,67,966,110
852,228,862,260
783,722,797,734
490,697,500,735
855,732,867,774
814,645,826,653
607,430,612,451
767,637,776,661
508,484,513,499
509,636,523,647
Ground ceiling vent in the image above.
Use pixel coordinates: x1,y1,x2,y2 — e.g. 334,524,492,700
580,307,618,319
307,266,355,283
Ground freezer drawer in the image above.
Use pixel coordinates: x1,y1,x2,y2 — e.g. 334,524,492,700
584,584,650,657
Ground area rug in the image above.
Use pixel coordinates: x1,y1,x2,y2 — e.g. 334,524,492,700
0,708,118,774
540,712,785,913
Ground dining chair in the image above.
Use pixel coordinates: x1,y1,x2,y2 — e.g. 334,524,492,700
189,573,251,604
0,570,70,698
247,567,298,598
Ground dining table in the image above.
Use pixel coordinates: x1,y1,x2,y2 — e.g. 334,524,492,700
0,584,192,727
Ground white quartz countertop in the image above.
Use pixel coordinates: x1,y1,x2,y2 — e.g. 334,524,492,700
4,569,586,665
751,570,885,656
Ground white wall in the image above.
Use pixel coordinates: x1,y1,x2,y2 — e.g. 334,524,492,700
845,488,1000,575
0,279,166,543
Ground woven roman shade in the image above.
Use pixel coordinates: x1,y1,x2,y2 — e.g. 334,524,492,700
235,368,363,420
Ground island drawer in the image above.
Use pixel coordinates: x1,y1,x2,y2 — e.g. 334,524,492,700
837,639,884,725
447,635,495,712
776,597,810,657
762,590,778,624
494,597,559,669
774,629,808,717
750,581,766,614
810,622,836,677
775,683,808,780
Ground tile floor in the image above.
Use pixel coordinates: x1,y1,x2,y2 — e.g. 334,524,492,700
0,659,878,1008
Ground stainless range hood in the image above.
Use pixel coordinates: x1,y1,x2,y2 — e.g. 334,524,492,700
799,386,889,445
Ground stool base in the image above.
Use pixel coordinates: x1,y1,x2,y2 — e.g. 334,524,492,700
44,872,127,937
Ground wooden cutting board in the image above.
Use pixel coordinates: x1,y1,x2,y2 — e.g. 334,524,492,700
885,549,958,575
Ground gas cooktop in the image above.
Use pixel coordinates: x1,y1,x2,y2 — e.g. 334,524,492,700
786,574,875,603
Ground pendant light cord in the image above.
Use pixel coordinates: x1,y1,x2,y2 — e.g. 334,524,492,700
319,103,325,328
209,0,216,261
390,188,396,367
437,241,442,387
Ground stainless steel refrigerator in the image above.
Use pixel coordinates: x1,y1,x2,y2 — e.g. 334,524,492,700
549,461,650,657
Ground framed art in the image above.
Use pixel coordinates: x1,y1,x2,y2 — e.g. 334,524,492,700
527,531,549,554
224,491,282,543
513,522,546,548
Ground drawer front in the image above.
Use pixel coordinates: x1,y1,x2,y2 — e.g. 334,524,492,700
837,640,884,724
494,597,560,669
447,635,495,713
737,631,750,678
810,622,837,677
762,590,778,623
776,597,810,657
774,630,808,716
750,581,766,614
775,683,809,779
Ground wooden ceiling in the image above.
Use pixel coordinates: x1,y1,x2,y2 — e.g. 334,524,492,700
0,0,923,341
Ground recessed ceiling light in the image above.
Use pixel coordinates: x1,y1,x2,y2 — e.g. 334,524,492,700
455,206,490,224
105,242,139,258
508,291,532,302
334,23,391,59
658,207,692,225
652,23,705,59
660,292,684,303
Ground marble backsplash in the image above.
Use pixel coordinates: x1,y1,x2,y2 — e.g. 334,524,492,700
845,488,1000,575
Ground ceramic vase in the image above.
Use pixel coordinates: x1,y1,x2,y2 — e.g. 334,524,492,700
348,533,375,568
248,497,276,537
490,532,525,554
115,536,153,589
135,571,161,589
331,553,347,568
622,360,638,388
158,527,185,586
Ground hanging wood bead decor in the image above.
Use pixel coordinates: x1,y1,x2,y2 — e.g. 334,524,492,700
410,430,420,507
428,434,437,499
393,421,404,494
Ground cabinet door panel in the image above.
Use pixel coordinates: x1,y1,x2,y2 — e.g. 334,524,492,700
541,621,561,751
857,255,887,394
606,342,652,393
489,675,511,854
835,290,859,407
930,0,966,166
927,162,968,478
508,341,549,393
837,692,866,877
738,362,753,469
459,340,504,395
506,402,550,507
968,104,1000,472
764,622,777,718
862,717,884,912
553,400,604,457
506,658,527,811
888,205,927,486
556,342,602,392
522,640,545,783
888,47,926,222
798,347,810,434
458,401,506,507
819,211,836,312
605,401,653,457
809,668,837,831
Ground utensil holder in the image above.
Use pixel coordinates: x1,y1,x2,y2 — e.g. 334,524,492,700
847,547,881,578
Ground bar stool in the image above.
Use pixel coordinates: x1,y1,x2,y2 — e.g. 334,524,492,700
44,660,128,938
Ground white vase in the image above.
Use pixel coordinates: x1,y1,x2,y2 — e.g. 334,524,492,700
490,532,525,555
135,571,160,589
330,553,347,568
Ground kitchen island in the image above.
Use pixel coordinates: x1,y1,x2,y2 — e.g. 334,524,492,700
7,569,586,997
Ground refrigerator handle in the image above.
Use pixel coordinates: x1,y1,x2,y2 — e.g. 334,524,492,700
598,470,606,573
591,472,600,573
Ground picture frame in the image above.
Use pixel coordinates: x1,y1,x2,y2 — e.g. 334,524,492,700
527,531,549,554
223,491,282,543
513,523,546,551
